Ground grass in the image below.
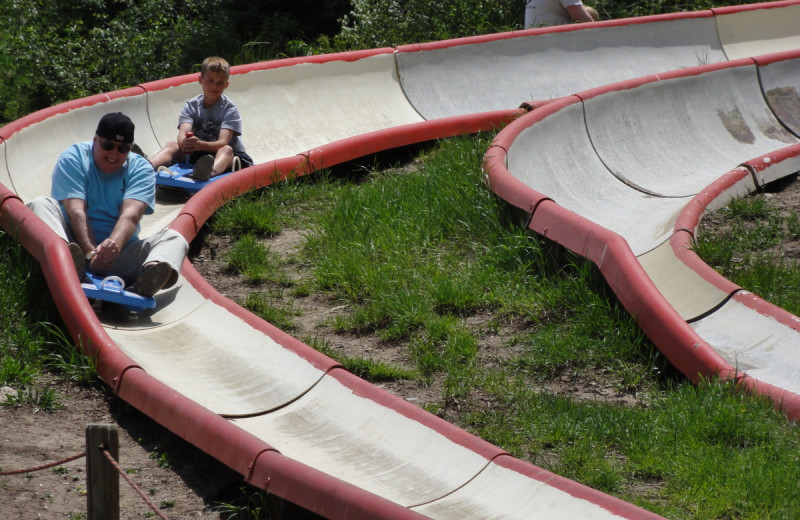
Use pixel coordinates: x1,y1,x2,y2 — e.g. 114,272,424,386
0,232,102,409
693,186,800,316
4,136,800,519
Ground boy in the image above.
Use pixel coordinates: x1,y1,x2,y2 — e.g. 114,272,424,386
149,56,253,181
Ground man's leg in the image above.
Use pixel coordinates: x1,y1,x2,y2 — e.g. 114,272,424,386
115,230,188,296
26,196,85,277
26,197,70,242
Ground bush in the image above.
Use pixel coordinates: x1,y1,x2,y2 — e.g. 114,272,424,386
0,0,230,123
336,0,521,49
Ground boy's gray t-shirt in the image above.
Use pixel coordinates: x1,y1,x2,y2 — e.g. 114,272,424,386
178,94,247,154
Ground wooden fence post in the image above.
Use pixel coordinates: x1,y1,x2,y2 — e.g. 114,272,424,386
86,423,119,520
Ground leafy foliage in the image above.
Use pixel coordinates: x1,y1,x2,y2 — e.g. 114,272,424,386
0,0,225,122
337,0,520,49
0,0,353,123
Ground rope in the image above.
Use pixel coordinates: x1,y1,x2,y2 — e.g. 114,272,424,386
101,447,170,520
0,452,85,475
0,447,171,519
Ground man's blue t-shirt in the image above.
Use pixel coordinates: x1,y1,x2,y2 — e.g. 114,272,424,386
50,141,155,244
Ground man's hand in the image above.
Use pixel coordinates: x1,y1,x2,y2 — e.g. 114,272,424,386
93,238,121,270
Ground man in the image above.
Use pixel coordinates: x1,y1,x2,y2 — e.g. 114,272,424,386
27,112,188,297
525,0,595,28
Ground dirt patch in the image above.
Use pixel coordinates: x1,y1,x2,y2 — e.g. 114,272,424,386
0,378,240,519
5,174,800,519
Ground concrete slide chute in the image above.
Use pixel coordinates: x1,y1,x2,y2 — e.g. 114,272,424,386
491,48,800,423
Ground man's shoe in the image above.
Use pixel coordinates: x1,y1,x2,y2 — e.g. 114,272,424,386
128,262,172,297
69,242,85,280
192,154,214,182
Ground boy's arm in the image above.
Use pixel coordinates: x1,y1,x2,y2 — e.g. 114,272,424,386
177,122,194,153
183,128,236,155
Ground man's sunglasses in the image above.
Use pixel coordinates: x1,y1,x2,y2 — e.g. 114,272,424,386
97,136,132,154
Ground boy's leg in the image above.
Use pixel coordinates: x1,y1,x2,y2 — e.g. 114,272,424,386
210,145,234,178
148,141,183,169
191,154,215,181
191,146,233,181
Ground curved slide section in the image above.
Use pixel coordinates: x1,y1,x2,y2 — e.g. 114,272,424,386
485,50,800,420
3,2,800,518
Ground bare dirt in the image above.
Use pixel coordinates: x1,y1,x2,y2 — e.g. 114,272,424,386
3,174,800,520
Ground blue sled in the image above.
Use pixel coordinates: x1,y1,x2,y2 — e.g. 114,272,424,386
155,163,230,193
82,271,156,312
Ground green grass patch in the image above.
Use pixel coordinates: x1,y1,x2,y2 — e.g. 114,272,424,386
694,190,800,316
306,335,416,382
466,377,800,518
0,231,101,405
242,291,300,332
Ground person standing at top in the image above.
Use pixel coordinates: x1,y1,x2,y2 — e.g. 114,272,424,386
27,112,189,297
148,56,254,181
525,0,596,28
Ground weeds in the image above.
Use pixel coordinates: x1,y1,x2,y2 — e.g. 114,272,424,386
695,191,800,316
1,385,63,412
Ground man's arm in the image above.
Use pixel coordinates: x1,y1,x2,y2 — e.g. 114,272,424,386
91,198,148,274
62,198,95,256
566,4,593,22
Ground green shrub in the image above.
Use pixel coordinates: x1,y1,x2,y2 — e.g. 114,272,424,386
337,0,520,49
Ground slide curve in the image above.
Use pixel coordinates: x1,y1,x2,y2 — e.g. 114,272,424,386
2,1,800,518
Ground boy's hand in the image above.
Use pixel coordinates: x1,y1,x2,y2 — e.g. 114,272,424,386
180,131,198,153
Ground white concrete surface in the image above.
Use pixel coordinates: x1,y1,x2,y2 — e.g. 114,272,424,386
584,64,798,198
233,374,493,508
758,56,800,138
412,461,629,519
691,297,800,397
505,101,692,256
716,3,800,59
397,16,726,120
636,241,729,321
108,282,326,416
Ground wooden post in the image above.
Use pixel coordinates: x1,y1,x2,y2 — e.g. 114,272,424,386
86,423,119,520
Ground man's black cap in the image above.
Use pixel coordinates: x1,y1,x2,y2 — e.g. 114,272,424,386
96,112,135,144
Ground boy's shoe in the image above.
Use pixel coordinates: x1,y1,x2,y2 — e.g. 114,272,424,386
128,262,172,297
192,154,214,182
69,242,85,280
